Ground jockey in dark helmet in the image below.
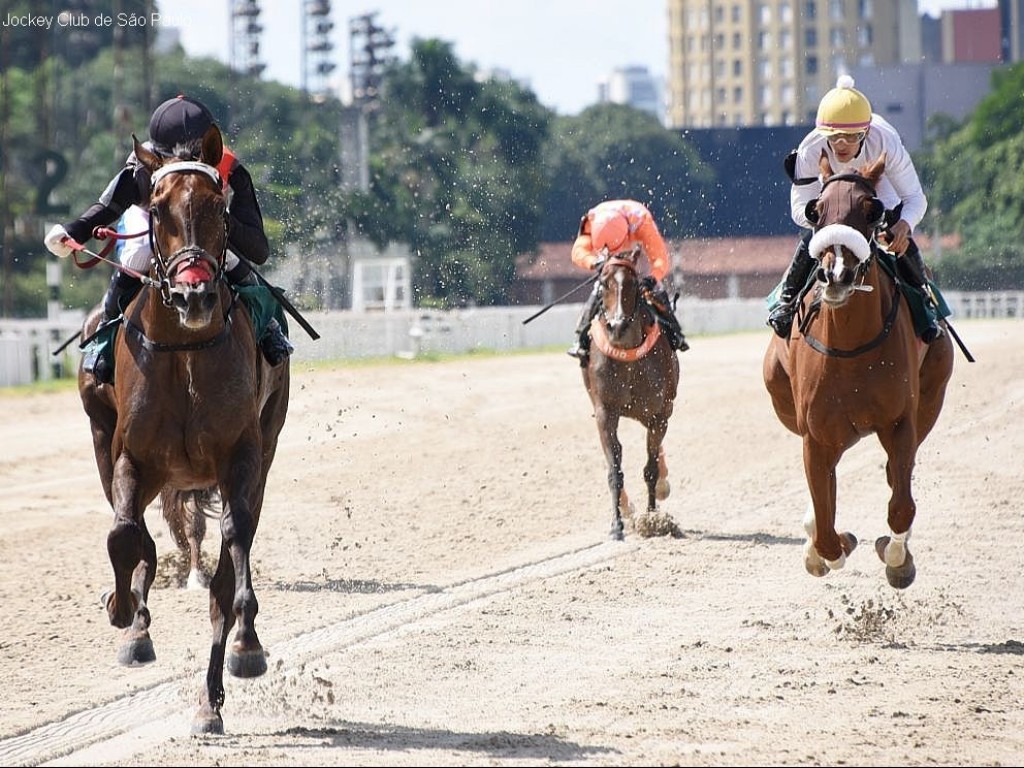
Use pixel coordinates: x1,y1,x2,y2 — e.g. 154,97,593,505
44,94,292,383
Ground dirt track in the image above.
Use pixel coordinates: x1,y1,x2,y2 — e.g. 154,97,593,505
0,320,1021,767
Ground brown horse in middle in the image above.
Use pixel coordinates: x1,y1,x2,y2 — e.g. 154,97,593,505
763,151,954,588
582,250,680,540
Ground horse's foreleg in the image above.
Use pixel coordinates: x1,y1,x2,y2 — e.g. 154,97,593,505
801,440,857,576
595,410,625,540
106,459,157,665
875,420,919,589
644,419,670,513
194,538,232,735
655,444,670,501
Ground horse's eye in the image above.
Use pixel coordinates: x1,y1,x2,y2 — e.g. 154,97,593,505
149,206,160,223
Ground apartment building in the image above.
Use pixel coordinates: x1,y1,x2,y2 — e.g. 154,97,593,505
666,0,921,128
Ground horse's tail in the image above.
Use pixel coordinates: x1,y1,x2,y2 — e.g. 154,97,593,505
160,487,218,555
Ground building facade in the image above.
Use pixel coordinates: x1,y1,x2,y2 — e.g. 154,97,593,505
666,0,920,128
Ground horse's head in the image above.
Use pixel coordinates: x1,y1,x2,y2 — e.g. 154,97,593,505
597,247,643,337
804,150,887,308
133,125,228,330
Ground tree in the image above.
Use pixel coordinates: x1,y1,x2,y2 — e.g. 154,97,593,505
539,104,713,242
347,39,552,307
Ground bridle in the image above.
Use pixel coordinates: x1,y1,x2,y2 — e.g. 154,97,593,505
147,161,229,308
799,172,902,358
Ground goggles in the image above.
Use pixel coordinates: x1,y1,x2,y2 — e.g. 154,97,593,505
826,131,867,147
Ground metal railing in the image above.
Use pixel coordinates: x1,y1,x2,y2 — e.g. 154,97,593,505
1,291,1021,387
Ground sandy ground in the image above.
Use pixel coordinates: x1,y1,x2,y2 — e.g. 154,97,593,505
0,319,1021,767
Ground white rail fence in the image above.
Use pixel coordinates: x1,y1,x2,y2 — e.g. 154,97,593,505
2,290,1020,387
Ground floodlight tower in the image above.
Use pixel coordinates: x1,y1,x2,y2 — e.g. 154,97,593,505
230,0,266,79
302,0,336,97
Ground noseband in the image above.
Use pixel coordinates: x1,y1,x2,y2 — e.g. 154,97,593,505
148,161,229,307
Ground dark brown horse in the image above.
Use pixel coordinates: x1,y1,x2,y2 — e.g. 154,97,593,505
763,151,954,588
582,251,680,540
77,124,290,733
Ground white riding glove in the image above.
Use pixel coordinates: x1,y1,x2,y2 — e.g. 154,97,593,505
44,224,78,259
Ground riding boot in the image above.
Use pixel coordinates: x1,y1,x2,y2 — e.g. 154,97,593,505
648,285,689,352
567,284,601,361
767,231,816,338
898,241,943,344
89,271,142,385
102,270,143,321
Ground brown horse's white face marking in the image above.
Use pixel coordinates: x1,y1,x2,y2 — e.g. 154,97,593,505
807,151,887,308
599,256,641,337
134,128,227,331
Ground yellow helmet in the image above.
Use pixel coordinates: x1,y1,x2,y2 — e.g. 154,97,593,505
816,75,872,135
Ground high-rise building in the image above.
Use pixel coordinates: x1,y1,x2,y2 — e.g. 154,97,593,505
666,0,920,128
598,66,665,123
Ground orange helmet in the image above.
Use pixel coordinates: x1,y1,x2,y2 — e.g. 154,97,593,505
590,209,630,253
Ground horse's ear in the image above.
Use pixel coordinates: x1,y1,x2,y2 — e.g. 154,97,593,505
133,134,161,173
864,152,887,185
818,148,833,180
199,124,223,167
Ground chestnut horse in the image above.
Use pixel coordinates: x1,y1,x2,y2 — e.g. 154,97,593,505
763,152,954,588
77,124,289,733
582,251,680,540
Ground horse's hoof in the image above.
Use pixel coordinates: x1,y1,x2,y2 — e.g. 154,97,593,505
655,478,670,501
885,551,916,590
227,647,268,678
609,526,625,542
803,540,828,577
191,708,225,736
117,632,156,666
840,532,859,556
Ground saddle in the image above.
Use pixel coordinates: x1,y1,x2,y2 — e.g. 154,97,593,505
80,284,288,385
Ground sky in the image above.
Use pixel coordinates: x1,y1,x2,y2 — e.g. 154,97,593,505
162,0,992,116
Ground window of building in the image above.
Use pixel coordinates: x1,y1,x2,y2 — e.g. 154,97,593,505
716,87,726,104
781,83,794,105
733,31,742,49
714,4,724,22
780,58,794,77
758,58,773,78
780,29,792,50
733,58,742,76
804,1,816,20
759,3,772,24
858,24,872,46
858,52,875,66
714,33,725,50
830,27,845,46
780,1,793,23
732,4,742,22
858,0,872,19
715,59,726,77
733,85,743,103
758,30,773,50
805,28,818,47
759,85,772,107
805,55,819,74
829,0,845,22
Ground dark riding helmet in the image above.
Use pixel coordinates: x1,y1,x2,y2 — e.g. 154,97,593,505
148,95,215,157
